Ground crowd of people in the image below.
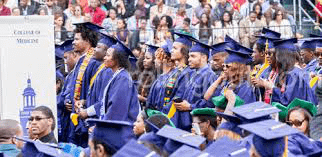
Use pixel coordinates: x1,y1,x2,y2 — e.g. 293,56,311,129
0,0,298,47
3,0,322,157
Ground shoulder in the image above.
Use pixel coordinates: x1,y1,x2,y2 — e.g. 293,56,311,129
269,20,276,25
84,7,91,12
117,70,133,82
282,19,290,24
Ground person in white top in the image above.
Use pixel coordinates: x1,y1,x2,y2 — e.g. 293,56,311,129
65,4,84,32
102,7,118,35
268,8,293,38
214,11,239,43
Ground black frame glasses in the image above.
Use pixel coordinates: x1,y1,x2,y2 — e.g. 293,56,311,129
28,116,49,122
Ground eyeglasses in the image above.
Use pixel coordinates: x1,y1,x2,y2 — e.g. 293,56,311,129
223,64,232,69
286,119,306,127
277,14,283,16
28,116,49,122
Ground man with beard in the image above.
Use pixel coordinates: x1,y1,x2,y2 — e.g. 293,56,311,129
56,39,80,142
68,22,102,147
209,42,229,75
300,39,319,74
170,38,217,131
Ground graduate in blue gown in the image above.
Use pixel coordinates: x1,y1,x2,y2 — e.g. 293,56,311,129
55,40,79,142
268,38,318,106
300,39,319,73
66,22,103,147
86,119,135,156
161,32,194,116
68,33,116,146
98,39,140,123
204,45,256,112
77,32,116,118
239,119,300,157
251,36,279,101
209,42,229,76
306,39,322,90
170,37,217,131
146,41,176,111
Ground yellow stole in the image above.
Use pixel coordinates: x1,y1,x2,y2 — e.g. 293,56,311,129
74,48,95,100
255,63,270,78
310,76,319,88
167,65,186,119
89,63,105,89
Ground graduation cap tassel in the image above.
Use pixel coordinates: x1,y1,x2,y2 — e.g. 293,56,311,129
283,136,288,157
264,39,269,65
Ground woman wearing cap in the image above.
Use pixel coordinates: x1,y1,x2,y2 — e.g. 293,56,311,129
204,48,256,113
258,39,318,106
146,42,176,111
98,40,140,123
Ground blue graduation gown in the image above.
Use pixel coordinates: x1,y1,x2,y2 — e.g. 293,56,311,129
57,71,74,142
79,58,102,101
100,69,140,123
304,59,319,73
171,65,217,131
146,69,176,111
85,67,113,110
271,67,318,106
254,65,271,101
259,65,272,80
67,56,101,147
161,67,192,114
211,80,256,105
70,67,114,145
288,133,322,155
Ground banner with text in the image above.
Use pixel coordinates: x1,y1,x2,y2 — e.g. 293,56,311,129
0,16,56,138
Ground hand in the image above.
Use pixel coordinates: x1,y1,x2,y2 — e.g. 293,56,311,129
88,126,95,134
251,77,263,87
224,89,235,102
218,72,226,82
310,72,316,78
65,102,73,112
78,109,88,119
75,100,85,113
173,100,191,111
138,94,146,102
191,127,196,135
